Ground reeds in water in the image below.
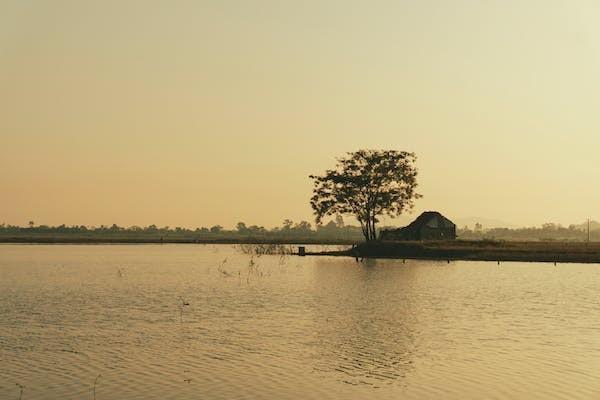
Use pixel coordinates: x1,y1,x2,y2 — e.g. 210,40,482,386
217,258,233,277
16,383,24,400
237,244,293,255
93,374,101,400
177,297,190,322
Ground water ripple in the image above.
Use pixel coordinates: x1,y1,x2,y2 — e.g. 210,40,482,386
2,245,600,399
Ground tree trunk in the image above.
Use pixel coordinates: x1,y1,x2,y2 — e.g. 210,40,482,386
359,210,380,242
359,219,369,242
361,213,377,242
370,217,377,241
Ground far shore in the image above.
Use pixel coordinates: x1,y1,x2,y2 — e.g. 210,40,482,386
0,235,355,245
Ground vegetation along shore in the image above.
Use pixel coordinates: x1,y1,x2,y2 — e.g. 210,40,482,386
308,240,600,264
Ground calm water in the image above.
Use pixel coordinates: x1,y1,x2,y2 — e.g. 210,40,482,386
2,245,600,399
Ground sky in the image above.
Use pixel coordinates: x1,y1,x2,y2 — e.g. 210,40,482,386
2,0,600,229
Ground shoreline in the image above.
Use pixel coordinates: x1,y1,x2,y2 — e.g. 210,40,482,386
0,236,356,245
305,240,600,264
5,237,600,264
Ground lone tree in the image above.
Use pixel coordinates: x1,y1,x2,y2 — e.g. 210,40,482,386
309,149,421,242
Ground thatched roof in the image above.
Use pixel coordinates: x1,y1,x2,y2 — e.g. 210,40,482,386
384,211,455,235
403,211,455,230
380,211,456,241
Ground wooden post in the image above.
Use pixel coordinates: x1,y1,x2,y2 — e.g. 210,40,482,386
298,246,306,256
588,218,591,244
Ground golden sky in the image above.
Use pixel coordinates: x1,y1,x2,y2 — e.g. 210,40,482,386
2,1,600,229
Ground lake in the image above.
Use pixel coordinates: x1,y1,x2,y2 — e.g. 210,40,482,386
2,244,600,399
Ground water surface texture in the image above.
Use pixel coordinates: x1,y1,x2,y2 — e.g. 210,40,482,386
2,244,600,399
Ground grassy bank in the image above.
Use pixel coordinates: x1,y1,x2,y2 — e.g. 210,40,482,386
308,240,600,264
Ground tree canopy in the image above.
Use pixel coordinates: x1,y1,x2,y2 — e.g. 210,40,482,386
309,149,421,241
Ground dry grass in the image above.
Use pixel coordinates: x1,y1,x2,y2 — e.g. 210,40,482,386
326,240,600,264
237,244,294,255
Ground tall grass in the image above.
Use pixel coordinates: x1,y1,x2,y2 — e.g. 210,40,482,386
237,243,293,255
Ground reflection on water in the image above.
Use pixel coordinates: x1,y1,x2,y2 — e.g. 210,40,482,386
310,259,416,387
3,245,600,399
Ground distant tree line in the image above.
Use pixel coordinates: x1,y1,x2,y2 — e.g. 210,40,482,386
3,219,600,243
458,221,600,242
0,217,365,243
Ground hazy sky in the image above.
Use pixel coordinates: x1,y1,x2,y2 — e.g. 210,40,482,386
2,0,600,229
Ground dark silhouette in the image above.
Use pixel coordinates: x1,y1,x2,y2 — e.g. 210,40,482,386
3,218,600,244
210,225,223,233
309,149,421,242
380,211,456,241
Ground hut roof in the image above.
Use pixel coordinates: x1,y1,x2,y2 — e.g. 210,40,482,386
404,211,455,230
384,211,455,235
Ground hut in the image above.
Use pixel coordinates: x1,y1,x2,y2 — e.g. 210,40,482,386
380,211,456,241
